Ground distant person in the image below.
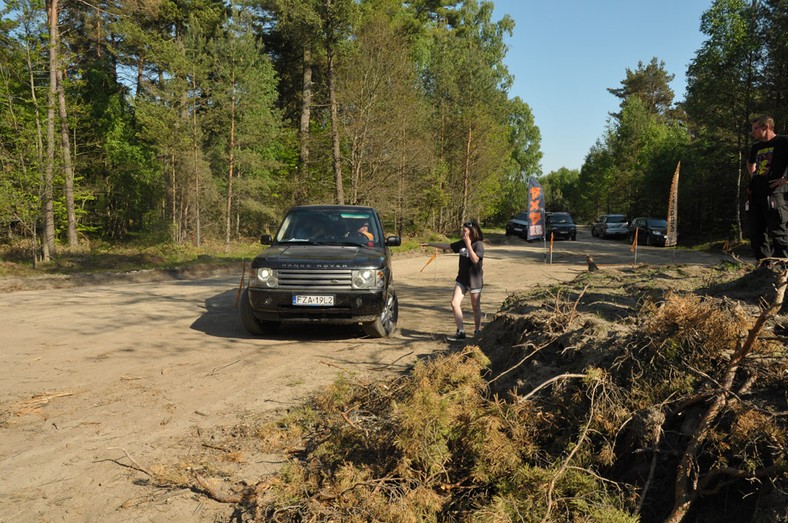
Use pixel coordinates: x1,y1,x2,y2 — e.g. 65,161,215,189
747,115,788,263
422,219,484,340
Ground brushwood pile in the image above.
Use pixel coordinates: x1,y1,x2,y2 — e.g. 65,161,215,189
180,264,788,523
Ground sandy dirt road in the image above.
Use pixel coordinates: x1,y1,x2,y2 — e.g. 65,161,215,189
0,233,725,522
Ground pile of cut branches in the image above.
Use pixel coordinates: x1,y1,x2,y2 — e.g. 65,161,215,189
183,264,787,522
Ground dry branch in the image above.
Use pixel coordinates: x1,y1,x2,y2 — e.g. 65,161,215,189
194,473,272,505
106,447,154,477
541,381,601,523
665,268,787,523
517,373,588,403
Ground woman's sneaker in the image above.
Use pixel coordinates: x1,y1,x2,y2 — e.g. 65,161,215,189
448,330,466,341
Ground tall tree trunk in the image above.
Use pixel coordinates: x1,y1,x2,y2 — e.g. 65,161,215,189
56,68,78,247
192,74,201,246
95,6,101,58
136,56,145,98
170,154,177,242
225,67,236,252
23,22,45,164
461,124,472,222
326,15,344,205
44,0,58,257
297,46,313,204
23,18,47,262
736,149,743,243
398,124,405,236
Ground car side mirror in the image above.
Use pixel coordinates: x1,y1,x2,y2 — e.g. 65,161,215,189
385,235,401,247
260,234,273,245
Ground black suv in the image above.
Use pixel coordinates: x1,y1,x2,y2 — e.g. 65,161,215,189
505,211,530,239
240,205,401,338
545,212,577,241
628,217,669,246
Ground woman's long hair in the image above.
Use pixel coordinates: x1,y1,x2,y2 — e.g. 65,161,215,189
464,219,484,242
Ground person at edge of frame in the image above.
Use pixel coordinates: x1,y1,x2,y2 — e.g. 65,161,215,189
747,114,788,265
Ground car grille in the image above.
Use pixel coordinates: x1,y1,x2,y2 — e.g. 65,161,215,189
278,269,353,290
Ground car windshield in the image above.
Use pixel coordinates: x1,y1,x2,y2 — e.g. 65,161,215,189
276,209,381,247
549,213,573,224
646,219,668,227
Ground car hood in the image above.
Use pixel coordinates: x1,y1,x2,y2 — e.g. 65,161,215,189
252,244,386,269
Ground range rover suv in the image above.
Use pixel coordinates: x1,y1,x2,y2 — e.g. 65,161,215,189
240,205,401,338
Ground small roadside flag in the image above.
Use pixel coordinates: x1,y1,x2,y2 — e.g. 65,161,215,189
630,228,638,253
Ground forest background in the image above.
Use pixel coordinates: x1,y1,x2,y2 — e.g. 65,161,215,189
0,0,786,263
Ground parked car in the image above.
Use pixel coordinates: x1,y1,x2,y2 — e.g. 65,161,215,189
545,212,577,241
628,217,669,246
505,211,530,239
591,214,629,239
241,205,401,338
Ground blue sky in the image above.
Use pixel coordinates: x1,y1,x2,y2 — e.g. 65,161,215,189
491,1,711,175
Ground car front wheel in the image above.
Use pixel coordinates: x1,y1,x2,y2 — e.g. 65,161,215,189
241,288,280,335
363,289,398,338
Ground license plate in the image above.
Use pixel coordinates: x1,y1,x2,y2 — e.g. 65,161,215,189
293,295,335,306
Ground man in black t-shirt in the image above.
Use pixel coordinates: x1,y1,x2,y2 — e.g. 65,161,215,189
747,115,788,262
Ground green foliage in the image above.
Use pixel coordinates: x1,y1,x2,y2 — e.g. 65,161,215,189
2,0,787,251
541,167,580,214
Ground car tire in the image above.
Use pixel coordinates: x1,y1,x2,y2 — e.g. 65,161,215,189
363,289,398,338
646,234,652,247
591,228,597,237
571,234,577,241
241,288,280,335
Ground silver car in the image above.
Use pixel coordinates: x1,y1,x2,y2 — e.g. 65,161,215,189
591,214,629,239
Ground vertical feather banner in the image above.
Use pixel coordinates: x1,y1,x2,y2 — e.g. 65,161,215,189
665,162,680,247
527,176,545,241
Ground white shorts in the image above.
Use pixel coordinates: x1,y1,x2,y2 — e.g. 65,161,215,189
455,281,482,295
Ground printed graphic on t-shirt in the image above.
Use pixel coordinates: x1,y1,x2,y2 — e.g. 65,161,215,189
755,147,774,176
458,248,469,257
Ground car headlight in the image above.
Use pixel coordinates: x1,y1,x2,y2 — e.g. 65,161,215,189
253,267,278,288
352,269,385,289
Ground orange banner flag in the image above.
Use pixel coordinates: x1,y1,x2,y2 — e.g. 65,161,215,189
630,228,638,252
